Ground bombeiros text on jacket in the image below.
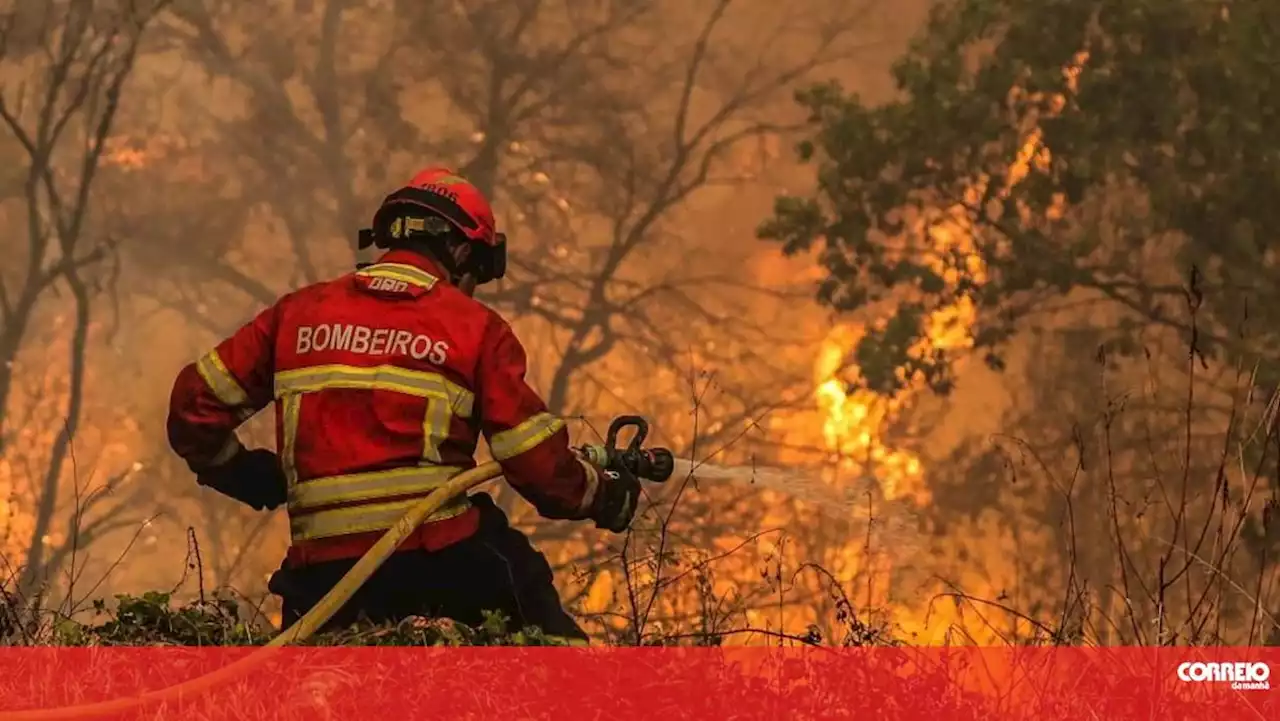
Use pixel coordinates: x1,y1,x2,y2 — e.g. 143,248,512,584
295,323,450,364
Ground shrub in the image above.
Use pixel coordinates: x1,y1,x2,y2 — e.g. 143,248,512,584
14,591,588,647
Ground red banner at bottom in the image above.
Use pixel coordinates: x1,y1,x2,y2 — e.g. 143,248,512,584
0,647,1275,720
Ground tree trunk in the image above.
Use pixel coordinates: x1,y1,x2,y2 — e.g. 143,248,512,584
17,270,92,598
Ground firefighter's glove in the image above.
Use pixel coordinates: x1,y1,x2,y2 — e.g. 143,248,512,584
196,448,288,512
590,460,641,533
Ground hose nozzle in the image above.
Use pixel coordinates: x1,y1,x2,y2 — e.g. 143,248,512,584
578,415,674,483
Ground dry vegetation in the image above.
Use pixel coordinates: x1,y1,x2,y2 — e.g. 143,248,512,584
0,0,1275,651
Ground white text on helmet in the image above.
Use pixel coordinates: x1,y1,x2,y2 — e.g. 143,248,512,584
295,324,450,365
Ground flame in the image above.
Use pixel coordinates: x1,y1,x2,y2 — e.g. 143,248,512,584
809,208,987,509
812,328,928,505
808,51,1089,643
101,132,189,171
804,221,989,642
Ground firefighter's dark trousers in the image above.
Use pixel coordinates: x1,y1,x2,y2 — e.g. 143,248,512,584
267,493,588,641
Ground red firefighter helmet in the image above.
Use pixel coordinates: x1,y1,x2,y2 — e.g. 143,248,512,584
359,167,507,283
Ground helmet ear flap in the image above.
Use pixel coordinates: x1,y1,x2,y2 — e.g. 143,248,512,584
470,232,507,283
370,202,405,245
355,201,406,251
492,233,507,280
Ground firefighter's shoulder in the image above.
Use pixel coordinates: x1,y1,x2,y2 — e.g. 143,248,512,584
470,298,522,348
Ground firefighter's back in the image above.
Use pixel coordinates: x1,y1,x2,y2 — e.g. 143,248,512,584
261,252,590,641
270,255,493,546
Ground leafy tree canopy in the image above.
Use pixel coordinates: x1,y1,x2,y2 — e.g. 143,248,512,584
761,0,1280,395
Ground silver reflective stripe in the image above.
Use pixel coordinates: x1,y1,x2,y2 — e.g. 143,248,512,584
288,466,460,511
575,458,600,515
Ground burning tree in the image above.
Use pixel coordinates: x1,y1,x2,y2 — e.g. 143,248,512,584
763,0,1280,643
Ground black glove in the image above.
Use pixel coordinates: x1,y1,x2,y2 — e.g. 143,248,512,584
196,448,288,511
590,460,641,533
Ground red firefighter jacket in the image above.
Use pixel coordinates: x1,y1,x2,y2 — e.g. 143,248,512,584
166,250,601,564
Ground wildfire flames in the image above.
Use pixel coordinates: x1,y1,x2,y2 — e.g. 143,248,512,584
812,50,1085,504
800,54,1084,643
809,200,988,509
813,331,926,505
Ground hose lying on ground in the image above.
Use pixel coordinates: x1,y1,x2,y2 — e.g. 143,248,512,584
10,461,506,721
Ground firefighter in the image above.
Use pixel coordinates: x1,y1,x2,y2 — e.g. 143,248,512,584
166,167,641,642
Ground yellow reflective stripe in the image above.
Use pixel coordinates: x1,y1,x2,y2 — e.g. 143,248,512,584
274,364,474,417
423,397,453,464
273,364,473,506
290,495,472,541
575,457,600,515
489,413,565,461
280,393,302,487
195,350,249,407
355,263,438,289
289,465,460,511
207,435,244,468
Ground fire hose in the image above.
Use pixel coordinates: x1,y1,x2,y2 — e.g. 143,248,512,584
9,416,674,720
